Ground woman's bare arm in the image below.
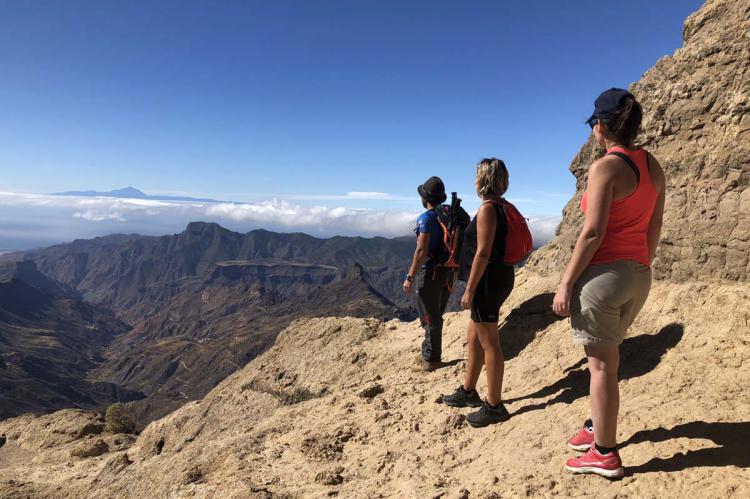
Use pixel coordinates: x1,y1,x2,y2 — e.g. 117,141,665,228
553,157,617,316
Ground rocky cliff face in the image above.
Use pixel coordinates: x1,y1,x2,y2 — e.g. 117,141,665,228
1,1,748,497
528,0,750,282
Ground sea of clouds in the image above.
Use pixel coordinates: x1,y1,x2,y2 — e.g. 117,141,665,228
0,191,560,250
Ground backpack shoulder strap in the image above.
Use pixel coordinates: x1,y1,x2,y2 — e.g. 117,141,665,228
482,199,507,215
480,199,507,229
606,151,640,186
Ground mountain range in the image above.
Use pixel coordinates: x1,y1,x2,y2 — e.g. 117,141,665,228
1,223,418,424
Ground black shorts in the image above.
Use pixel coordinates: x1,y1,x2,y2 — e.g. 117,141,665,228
471,264,515,323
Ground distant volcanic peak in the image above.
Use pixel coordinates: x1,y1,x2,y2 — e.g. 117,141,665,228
52,186,147,198
51,187,222,203
109,187,147,198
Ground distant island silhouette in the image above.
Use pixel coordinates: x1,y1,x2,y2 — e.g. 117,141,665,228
51,186,224,204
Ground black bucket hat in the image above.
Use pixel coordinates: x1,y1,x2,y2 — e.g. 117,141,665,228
417,176,447,205
586,88,634,127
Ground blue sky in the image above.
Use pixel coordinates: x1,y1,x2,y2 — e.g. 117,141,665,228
0,0,703,248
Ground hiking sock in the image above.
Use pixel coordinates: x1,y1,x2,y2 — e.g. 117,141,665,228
461,386,476,394
595,443,617,455
487,400,503,410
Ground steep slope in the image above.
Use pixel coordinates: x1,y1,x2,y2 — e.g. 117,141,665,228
92,261,405,426
0,262,142,419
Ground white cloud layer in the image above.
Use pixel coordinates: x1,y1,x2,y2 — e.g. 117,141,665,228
73,210,127,222
206,199,419,237
282,191,417,202
0,191,561,250
526,215,560,249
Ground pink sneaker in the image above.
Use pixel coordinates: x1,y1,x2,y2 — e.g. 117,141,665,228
568,420,595,451
565,446,624,478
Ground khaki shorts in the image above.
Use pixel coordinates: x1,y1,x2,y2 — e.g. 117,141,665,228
571,260,652,347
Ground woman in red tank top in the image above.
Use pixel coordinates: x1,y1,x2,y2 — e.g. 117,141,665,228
552,89,666,477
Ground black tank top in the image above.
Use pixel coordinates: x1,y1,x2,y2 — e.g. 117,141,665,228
459,201,509,281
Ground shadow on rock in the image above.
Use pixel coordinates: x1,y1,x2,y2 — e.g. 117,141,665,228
438,358,464,370
508,323,684,414
500,293,564,361
622,421,750,475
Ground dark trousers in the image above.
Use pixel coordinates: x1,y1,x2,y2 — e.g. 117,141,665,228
416,267,452,362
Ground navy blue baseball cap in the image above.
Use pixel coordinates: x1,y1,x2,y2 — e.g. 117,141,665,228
586,88,634,127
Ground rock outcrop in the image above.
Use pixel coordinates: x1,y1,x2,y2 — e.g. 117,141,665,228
528,0,750,282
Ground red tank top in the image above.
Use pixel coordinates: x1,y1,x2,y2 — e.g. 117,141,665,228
581,146,658,267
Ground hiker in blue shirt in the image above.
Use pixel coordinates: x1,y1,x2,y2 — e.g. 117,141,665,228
403,176,452,371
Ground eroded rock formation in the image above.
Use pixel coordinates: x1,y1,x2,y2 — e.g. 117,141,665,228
528,0,750,281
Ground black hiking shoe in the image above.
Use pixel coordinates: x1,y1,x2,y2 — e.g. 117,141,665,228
466,400,510,428
442,385,482,408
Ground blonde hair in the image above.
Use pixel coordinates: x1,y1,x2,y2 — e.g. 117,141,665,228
475,158,509,197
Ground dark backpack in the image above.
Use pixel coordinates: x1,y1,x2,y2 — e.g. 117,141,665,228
486,199,533,265
433,192,471,271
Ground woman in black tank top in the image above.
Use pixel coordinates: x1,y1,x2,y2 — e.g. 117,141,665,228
441,158,515,427
459,201,507,281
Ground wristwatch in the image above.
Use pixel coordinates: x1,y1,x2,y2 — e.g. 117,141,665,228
405,274,414,282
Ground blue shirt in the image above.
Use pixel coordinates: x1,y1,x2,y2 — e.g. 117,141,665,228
415,209,444,269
